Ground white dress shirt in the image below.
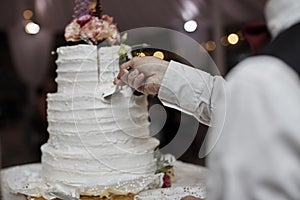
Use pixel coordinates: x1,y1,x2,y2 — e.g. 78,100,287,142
158,0,300,199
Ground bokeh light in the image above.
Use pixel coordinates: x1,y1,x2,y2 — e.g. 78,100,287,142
184,20,198,32
23,10,33,20
153,51,164,59
204,41,216,51
137,52,146,57
25,22,40,35
220,36,229,46
227,33,239,45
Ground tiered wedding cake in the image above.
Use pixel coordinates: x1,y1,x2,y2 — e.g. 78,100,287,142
41,44,160,193
38,3,162,198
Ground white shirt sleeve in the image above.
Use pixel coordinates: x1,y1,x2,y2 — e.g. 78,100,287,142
158,60,225,126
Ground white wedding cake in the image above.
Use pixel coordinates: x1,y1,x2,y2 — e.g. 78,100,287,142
40,44,160,195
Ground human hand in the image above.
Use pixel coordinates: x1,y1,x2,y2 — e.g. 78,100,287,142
114,56,169,95
181,195,204,200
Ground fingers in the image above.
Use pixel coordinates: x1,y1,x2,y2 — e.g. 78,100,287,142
114,68,129,86
115,58,137,86
127,70,147,93
127,69,140,86
113,78,124,86
145,83,158,96
114,68,146,94
134,73,145,90
117,68,128,80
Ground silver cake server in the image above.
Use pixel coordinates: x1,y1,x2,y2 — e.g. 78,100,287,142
50,192,79,200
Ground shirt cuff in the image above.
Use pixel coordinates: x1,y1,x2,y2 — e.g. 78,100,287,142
158,60,215,126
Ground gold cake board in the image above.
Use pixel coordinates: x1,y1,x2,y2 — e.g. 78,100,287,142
30,194,134,200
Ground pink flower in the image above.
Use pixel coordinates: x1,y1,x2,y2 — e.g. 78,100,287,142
80,16,120,44
64,19,81,42
80,16,102,43
64,13,120,45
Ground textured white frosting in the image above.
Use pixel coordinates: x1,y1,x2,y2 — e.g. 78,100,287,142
41,44,159,191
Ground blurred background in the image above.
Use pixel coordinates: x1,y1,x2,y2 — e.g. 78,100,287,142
0,0,266,168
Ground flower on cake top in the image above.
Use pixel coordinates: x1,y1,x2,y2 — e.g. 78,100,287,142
65,0,120,45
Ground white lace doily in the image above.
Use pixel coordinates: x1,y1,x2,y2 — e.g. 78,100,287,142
134,186,206,200
134,161,208,200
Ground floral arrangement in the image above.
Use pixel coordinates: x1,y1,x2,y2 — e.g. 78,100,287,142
65,0,120,45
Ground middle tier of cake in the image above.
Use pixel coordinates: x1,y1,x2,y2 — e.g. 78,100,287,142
42,87,159,186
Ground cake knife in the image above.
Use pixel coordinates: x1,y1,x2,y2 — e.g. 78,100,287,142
50,192,79,200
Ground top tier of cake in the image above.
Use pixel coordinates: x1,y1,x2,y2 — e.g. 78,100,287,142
55,44,126,94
